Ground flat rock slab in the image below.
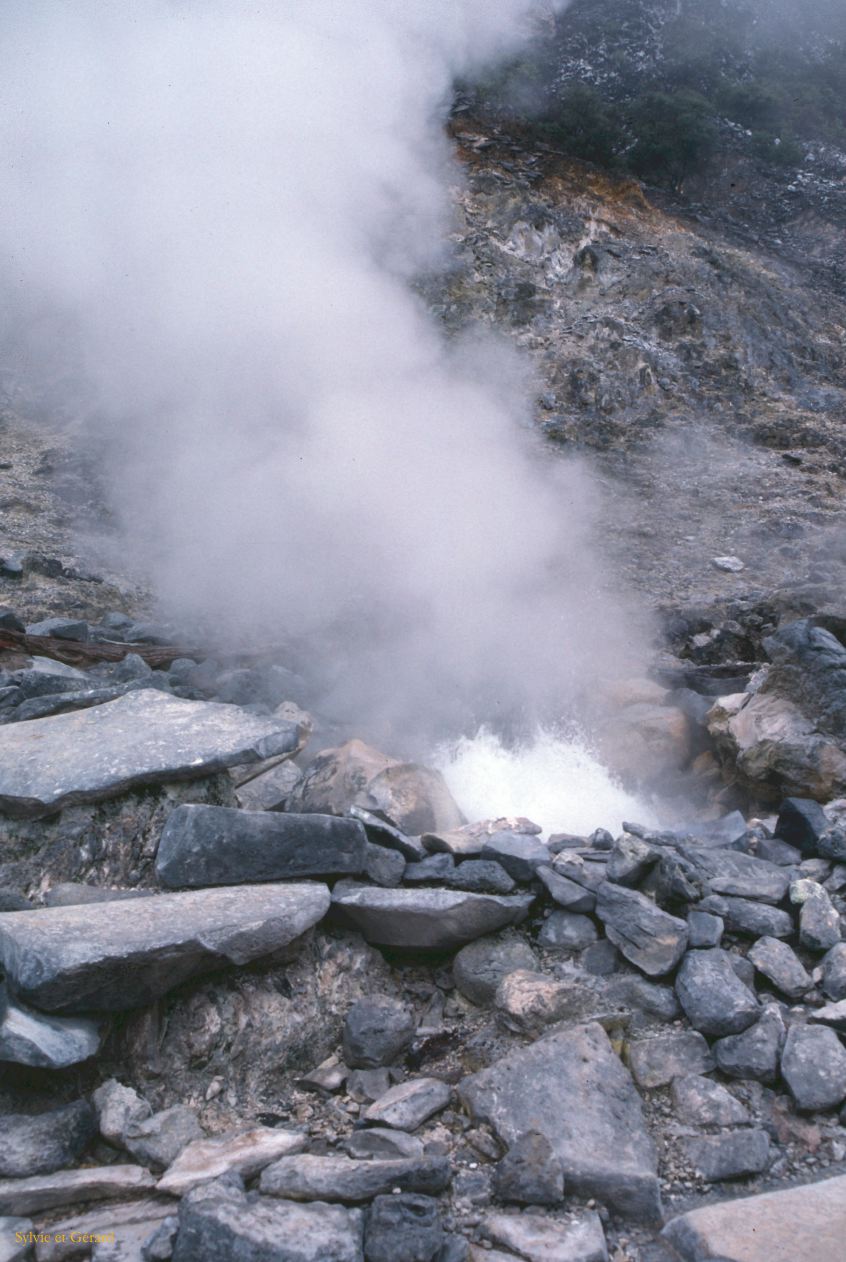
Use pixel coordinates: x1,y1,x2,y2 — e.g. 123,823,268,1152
678,846,790,905
0,690,301,818
32,1199,176,1262
156,805,367,887
482,1210,608,1262
0,1165,155,1215
662,1173,846,1262
628,1031,714,1089
159,1128,306,1196
259,1154,451,1202
331,884,532,950
172,1176,363,1262
459,1021,661,1223
0,883,330,1013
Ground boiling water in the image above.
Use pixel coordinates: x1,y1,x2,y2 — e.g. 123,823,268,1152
435,726,659,838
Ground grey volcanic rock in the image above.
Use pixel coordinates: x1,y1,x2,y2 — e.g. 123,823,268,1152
537,866,596,912
675,950,759,1037
781,1025,846,1111
260,1154,450,1202
627,1031,714,1090
479,832,550,881
495,970,594,1035
0,883,330,1013
714,1006,785,1083
537,911,598,951
0,1165,156,1215
822,943,846,1000
481,1210,608,1262
452,936,537,1006
775,797,830,855
699,894,793,939
233,759,302,812
446,860,515,895
342,996,415,1068
671,1076,750,1127
748,937,813,999
0,996,103,1067
362,1078,451,1130
172,1176,363,1262
365,1193,443,1262
595,882,688,977
0,1101,95,1178
93,1080,152,1144
662,1175,846,1262
682,1130,770,1182
331,885,531,951
679,847,790,904
492,1132,564,1206
0,691,301,818
798,886,842,951
459,1022,661,1223
158,1128,307,1196
686,910,723,948
156,805,367,887
123,1105,203,1171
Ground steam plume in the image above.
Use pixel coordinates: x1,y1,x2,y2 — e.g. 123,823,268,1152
0,0,650,751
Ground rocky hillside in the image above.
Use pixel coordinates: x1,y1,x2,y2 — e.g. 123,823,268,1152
1,4,846,1261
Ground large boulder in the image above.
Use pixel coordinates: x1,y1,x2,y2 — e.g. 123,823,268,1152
288,739,464,834
0,691,302,818
459,1021,661,1223
0,883,330,1013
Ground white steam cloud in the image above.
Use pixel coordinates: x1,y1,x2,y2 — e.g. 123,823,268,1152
0,0,650,757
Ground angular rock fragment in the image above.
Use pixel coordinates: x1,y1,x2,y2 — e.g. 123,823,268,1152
0,690,301,818
495,970,594,1035
774,796,830,855
748,936,813,999
537,867,596,913
0,1100,95,1179
537,911,598,952
808,999,846,1032
345,1129,424,1161
822,942,846,1000
686,909,723,948
479,832,550,881
0,1165,155,1215
798,885,842,951
492,1132,564,1206
331,885,531,951
662,1173,846,1262
781,1024,846,1111
93,1079,152,1144
172,1177,363,1262
156,805,367,887
453,937,538,1007
0,883,330,1013
259,1154,450,1202
447,859,515,895
342,996,415,1068
595,882,688,977
233,760,302,812
481,1211,608,1262
675,950,759,1037
362,1078,451,1130
679,847,790,904
0,996,103,1067
682,1130,770,1182
459,1022,661,1223
714,1006,785,1083
123,1105,203,1171
158,1127,306,1196
365,1193,443,1262
670,1076,750,1127
627,1031,714,1090
699,894,793,939
32,1200,177,1262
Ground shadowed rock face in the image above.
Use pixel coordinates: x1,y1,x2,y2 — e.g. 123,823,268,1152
0,883,330,1013
0,690,302,818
